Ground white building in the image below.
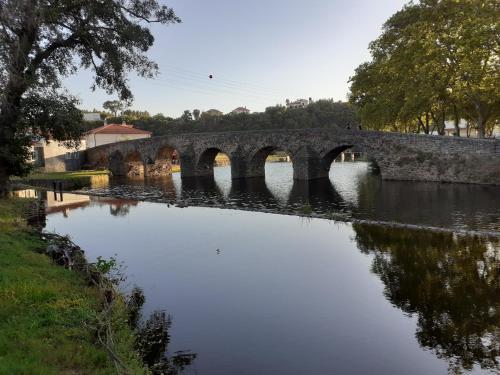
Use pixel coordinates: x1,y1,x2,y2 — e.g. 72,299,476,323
430,120,499,138
442,119,478,137
286,98,312,109
85,123,152,148
82,112,102,122
31,138,86,172
493,124,500,138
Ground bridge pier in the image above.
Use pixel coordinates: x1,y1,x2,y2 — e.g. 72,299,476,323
175,149,199,179
293,156,329,180
230,156,250,179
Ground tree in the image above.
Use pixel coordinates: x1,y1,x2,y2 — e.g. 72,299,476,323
103,100,124,117
201,109,224,118
193,109,200,121
349,0,499,138
0,0,180,192
181,110,193,122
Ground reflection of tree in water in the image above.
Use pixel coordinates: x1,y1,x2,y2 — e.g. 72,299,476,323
127,287,196,374
95,198,139,217
353,224,499,373
109,204,130,217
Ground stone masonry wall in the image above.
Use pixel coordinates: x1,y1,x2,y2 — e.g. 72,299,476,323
84,128,500,185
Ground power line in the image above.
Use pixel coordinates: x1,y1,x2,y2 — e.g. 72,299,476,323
154,75,278,101
139,79,274,107
161,64,284,95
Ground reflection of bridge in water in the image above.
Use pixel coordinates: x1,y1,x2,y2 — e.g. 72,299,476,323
82,166,500,234
107,174,348,213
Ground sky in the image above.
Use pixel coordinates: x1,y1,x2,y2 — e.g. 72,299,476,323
64,0,409,117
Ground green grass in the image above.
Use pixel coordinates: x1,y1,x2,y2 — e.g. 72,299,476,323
15,170,110,181
0,199,147,375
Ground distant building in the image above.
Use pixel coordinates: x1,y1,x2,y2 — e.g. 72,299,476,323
85,123,152,148
31,138,86,172
493,124,500,138
231,107,250,115
82,112,102,122
424,119,500,138
286,98,312,109
443,119,478,137
202,109,224,117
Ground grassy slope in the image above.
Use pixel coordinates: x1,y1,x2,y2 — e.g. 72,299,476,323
17,170,110,180
0,199,146,375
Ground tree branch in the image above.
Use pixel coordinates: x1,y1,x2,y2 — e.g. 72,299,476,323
27,33,79,75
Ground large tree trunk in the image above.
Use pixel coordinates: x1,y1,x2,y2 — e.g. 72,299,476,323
0,162,9,197
0,87,26,194
472,99,490,138
430,110,446,136
0,0,38,193
477,114,486,138
417,116,429,134
453,104,460,137
0,124,14,196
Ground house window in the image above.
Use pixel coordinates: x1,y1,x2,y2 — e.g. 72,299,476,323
65,152,79,160
34,147,45,167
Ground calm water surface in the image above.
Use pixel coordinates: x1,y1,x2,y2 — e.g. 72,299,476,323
82,163,500,234
37,163,499,374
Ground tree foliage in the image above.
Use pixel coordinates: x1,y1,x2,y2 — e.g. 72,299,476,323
180,110,193,122
349,0,500,137
98,100,359,136
0,0,180,188
192,109,200,120
103,100,124,117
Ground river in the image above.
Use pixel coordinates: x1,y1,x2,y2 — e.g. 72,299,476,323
28,162,500,374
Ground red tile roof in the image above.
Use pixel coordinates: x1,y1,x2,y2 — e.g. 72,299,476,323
85,124,152,135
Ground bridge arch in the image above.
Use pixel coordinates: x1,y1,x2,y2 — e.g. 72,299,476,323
108,150,125,176
246,145,294,178
196,147,231,177
92,154,108,170
321,145,354,166
124,150,145,177
319,144,379,179
145,144,179,177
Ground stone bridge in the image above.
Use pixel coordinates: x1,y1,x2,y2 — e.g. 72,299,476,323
84,128,500,185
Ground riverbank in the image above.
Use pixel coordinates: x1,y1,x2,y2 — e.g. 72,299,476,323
11,170,111,190
0,198,147,374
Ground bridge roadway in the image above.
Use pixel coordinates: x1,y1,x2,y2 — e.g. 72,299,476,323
85,128,500,185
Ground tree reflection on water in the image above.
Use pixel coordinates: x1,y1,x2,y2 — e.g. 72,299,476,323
353,224,500,373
